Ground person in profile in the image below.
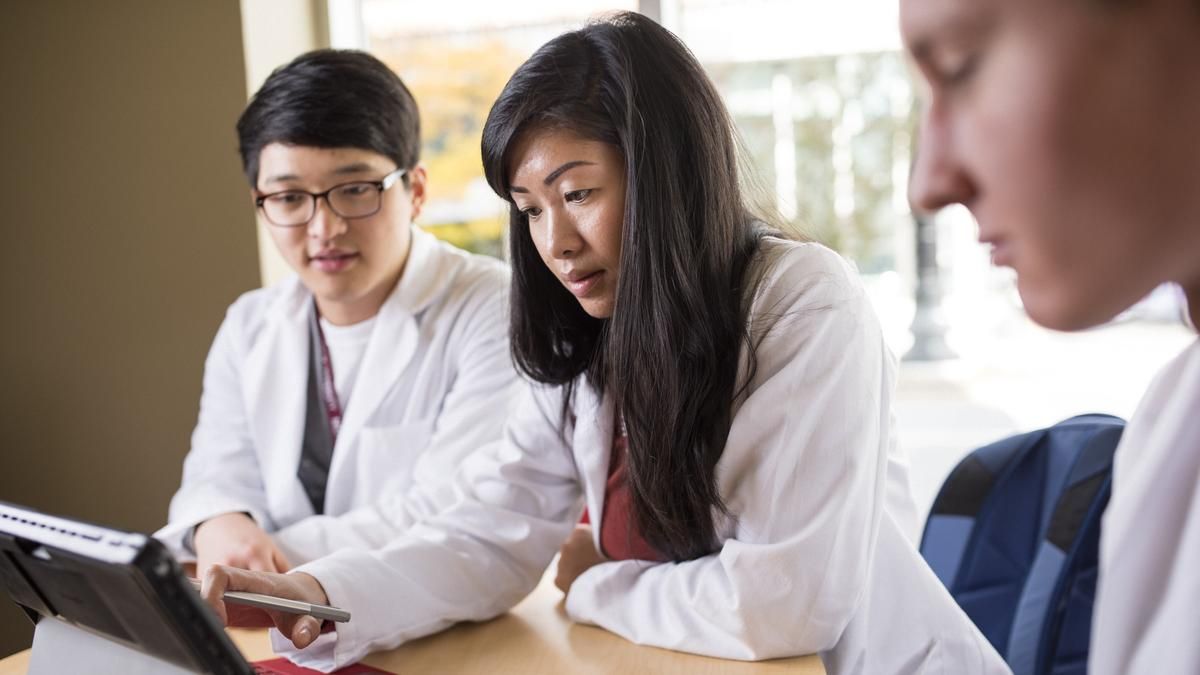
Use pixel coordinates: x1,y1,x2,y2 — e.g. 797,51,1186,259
197,15,1006,674
156,49,516,574
900,0,1200,672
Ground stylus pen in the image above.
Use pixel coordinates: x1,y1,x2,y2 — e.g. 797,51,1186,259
189,578,351,623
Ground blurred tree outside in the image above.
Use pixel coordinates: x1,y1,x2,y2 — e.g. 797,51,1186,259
710,51,913,275
372,34,524,258
355,2,914,280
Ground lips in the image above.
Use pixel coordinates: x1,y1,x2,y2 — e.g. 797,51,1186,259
309,250,359,273
562,269,602,297
978,232,1013,268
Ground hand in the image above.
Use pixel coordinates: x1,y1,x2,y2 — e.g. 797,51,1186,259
194,512,292,574
200,564,331,649
554,524,606,594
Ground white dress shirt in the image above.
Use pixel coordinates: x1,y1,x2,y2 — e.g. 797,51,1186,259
1091,337,1200,674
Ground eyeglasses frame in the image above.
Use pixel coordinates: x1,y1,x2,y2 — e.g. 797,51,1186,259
253,167,409,227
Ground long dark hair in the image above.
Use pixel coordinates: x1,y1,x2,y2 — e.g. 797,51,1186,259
481,12,768,561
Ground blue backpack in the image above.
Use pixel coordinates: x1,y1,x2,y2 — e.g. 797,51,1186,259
919,414,1124,675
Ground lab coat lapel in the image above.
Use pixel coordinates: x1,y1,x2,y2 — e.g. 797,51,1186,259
572,381,614,549
243,278,313,523
327,227,441,482
331,295,418,456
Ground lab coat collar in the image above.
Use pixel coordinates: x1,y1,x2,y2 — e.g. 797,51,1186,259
571,379,616,551
330,227,444,470
386,226,448,318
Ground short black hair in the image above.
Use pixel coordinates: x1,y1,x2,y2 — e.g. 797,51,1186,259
236,49,420,186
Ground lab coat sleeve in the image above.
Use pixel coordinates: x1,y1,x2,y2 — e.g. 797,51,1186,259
276,380,583,671
272,274,517,563
565,248,893,660
156,303,274,559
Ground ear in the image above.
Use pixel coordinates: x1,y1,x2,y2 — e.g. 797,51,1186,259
249,188,267,225
406,165,428,222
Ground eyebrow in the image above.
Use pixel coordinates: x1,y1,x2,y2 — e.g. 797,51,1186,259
261,162,378,186
904,5,995,62
509,160,596,194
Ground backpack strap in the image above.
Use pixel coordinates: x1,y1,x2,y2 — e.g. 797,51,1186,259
1006,423,1121,675
921,430,1045,589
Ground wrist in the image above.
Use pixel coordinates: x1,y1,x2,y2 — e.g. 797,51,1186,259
194,511,254,542
289,571,331,606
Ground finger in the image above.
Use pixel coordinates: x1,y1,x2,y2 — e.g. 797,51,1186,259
247,553,275,573
565,526,591,551
225,602,278,628
271,609,323,649
553,562,570,593
272,546,292,574
291,616,323,649
195,555,212,580
199,564,230,625
207,565,284,628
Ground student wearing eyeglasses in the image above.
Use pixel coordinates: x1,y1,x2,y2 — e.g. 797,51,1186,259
155,49,516,576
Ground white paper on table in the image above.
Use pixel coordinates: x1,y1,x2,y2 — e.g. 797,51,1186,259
29,616,199,675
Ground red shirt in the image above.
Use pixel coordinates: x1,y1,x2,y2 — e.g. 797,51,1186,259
597,418,669,562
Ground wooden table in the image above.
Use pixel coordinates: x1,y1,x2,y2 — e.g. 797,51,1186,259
0,573,823,674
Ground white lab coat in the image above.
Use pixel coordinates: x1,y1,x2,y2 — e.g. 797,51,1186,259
1091,337,1200,674
156,227,517,565
278,239,1009,674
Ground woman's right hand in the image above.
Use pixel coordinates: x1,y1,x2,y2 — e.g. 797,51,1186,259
194,512,292,574
199,564,331,649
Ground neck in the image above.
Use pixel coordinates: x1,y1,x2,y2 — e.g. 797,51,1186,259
316,299,380,326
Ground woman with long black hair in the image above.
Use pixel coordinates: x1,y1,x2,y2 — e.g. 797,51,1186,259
202,12,1007,674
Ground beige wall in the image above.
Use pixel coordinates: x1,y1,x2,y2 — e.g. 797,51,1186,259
0,0,260,657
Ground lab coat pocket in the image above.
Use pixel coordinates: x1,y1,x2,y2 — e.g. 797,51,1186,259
354,419,436,506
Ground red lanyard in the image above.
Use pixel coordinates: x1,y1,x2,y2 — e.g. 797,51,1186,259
312,313,343,443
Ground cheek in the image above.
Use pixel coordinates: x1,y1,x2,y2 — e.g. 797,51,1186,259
357,218,405,259
523,224,561,279
594,202,625,262
524,222,552,265
969,53,1066,182
965,50,1087,240
270,228,305,260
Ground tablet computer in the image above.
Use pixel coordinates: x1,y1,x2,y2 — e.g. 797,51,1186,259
0,500,285,674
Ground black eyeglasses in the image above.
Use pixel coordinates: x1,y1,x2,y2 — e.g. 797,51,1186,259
254,168,408,227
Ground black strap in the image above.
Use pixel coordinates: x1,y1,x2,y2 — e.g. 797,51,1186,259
929,454,996,517
297,307,336,514
1045,429,1121,551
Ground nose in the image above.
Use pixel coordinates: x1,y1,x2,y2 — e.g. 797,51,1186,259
538,208,584,260
307,196,347,242
909,104,977,214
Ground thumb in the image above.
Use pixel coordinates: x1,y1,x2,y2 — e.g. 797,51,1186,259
287,615,324,649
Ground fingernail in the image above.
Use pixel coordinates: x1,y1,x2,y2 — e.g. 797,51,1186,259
297,625,313,644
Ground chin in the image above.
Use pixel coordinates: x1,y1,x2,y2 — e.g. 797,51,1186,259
1019,284,1124,333
579,299,614,320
